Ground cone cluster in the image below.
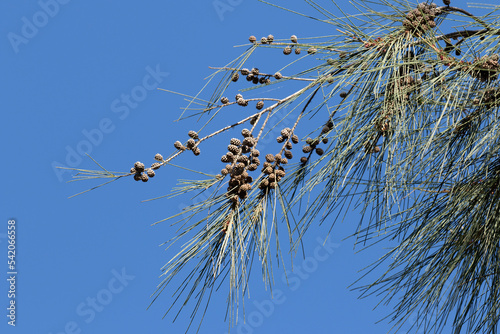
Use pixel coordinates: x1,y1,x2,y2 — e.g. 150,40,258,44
403,3,441,34
174,131,201,155
258,34,274,45
239,68,271,86
302,136,325,160
131,161,156,182
282,35,302,55
257,127,299,190
470,54,499,82
220,132,261,202
259,156,286,190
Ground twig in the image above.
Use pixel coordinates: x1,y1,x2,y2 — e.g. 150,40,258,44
208,66,317,82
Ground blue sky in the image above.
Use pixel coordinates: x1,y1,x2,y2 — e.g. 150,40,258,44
0,1,463,333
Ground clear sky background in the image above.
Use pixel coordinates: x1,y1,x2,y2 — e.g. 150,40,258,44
0,1,468,333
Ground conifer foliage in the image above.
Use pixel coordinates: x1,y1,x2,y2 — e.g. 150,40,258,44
62,1,500,332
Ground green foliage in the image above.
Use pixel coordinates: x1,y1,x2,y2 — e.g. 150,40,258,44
62,1,500,332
